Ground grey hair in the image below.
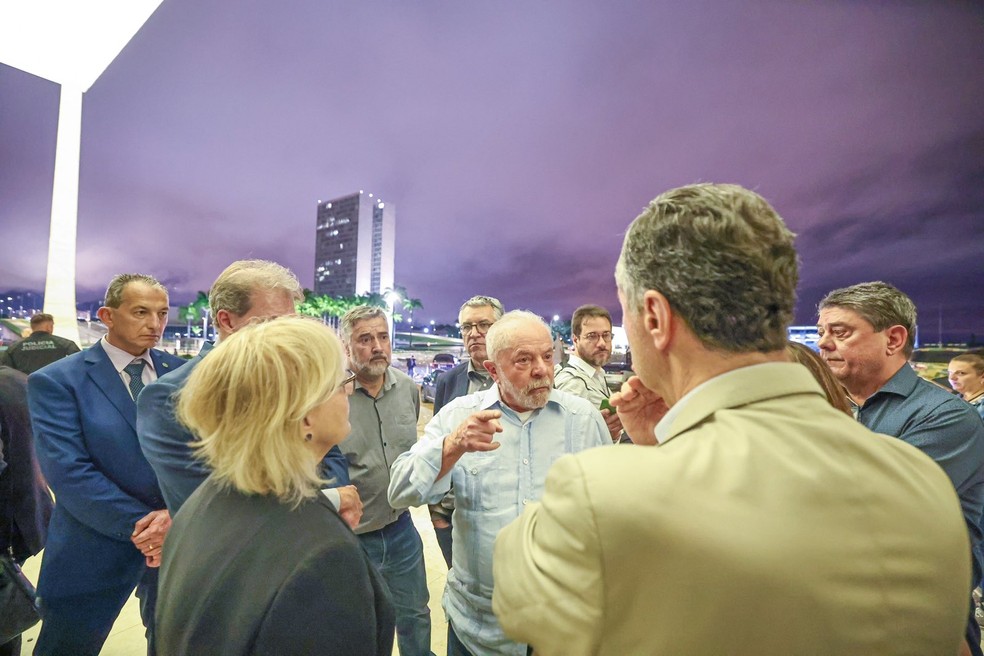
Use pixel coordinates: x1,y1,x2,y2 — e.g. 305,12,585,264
339,305,387,343
615,183,798,353
458,295,505,323
485,310,551,361
104,274,167,308
209,260,303,317
818,281,917,357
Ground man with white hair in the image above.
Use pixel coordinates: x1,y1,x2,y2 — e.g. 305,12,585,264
389,310,610,656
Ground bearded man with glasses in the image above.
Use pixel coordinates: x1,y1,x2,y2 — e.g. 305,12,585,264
554,304,624,442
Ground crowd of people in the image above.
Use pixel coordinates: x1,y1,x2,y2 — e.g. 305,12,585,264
1,182,984,655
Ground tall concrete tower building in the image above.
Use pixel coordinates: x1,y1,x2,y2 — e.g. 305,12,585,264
314,190,395,297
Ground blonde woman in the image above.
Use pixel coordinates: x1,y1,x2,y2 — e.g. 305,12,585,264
949,352,984,421
156,316,394,655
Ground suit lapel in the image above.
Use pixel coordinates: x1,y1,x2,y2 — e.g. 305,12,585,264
455,368,470,398
85,341,138,430
149,349,178,378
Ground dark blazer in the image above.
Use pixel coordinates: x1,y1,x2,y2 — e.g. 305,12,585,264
0,366,53,559
433,361,470,414
27,341,185,599
158,478,394,656
137,342,350,514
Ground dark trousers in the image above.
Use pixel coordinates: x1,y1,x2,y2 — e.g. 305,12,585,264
434,517,453,569
447,621,532,656
446,621,474,656
0,635,20,656
967,598,982,656
34,566,158,656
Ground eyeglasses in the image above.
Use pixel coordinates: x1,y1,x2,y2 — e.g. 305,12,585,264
461,321,494,335
338,371,358,395
580,331,613,343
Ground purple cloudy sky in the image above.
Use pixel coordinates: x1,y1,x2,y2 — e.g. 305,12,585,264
1,1,982,338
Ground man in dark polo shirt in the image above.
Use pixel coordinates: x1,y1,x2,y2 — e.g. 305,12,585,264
0,313,79,374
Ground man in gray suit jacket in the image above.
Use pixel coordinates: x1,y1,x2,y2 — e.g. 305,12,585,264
430,295,503,567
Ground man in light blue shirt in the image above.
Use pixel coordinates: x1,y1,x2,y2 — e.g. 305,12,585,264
389,310,610,656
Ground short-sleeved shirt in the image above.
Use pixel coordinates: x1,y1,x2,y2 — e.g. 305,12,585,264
0,332,80,374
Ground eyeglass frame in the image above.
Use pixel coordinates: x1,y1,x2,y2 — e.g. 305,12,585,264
578,331,613,343
460,320,495,335
338,371,358,395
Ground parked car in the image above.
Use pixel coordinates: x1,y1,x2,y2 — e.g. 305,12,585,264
430,353,457,371
602,362,632,392
420,371,441,403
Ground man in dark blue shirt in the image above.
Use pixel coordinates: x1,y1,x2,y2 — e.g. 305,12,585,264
818,280,984,656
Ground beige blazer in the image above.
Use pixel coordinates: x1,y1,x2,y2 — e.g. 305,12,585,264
492,363,970,656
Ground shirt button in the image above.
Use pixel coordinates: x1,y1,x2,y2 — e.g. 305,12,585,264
522,499,529,505
471,468,478,474
522,458,529,465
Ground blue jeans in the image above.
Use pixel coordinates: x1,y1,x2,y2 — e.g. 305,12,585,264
359,512,433,656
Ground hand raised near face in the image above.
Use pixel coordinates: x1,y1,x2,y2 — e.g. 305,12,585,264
609,376,669,445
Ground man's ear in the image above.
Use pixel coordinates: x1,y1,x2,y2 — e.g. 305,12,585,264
884,325,908,356
96,306,113,328
214,309,236,334
642,290,673,351
483,359,499,383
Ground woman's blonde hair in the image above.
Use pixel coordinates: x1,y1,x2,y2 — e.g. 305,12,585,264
177,315,346,505
786,341,853,416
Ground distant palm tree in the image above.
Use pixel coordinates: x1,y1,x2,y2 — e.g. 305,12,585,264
178,291,209,338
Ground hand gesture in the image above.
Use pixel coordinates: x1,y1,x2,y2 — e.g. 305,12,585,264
336,485,363,530
609,376,669,445
439,410,504,478
447,409,504,455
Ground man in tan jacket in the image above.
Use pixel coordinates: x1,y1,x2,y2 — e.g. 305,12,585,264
491,183,971,656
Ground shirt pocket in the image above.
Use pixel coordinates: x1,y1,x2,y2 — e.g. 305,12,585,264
457,454,505,512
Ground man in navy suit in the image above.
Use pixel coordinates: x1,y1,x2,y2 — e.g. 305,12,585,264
28,274,185,656
429,295,503,567
136,260,359,524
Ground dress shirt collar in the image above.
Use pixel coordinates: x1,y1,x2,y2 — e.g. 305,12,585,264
655,362,825,445
100,336,155,375
566,354,603,378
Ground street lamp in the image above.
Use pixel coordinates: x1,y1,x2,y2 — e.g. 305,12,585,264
385,291,402,345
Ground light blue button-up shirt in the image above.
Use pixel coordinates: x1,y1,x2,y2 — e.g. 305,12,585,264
388,385,610,655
